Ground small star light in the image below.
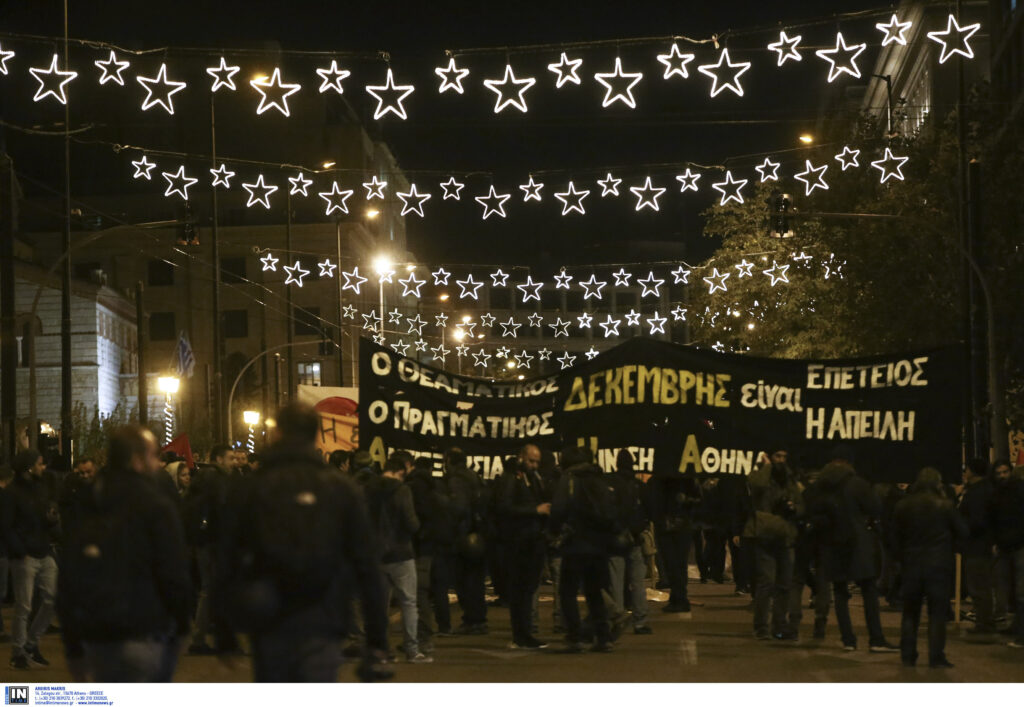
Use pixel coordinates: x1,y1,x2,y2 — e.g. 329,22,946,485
528,313,544,327
455,344,469,358
342,305,357,319
483,64,536,113
612,269,632,287
0,43,14,75
500,317,522,337
598,173,622,197
834,146,860,171
341,267,368,294
435,313,449,327
646,312,668,335
29,54,78,104
207,57,240,92
554,181,590,215
554,271,573,289
711,171,747,205
870,148,909,183
94,50,130,86
538,348,552,361
517,276,544,303
638,272,664,298
373,333,386,346
736,259,754,278
406,315,427,335
365,68,415,120
480,313,496,327
473,350,492,369
697,48,751,97
495,346,510,359
440,177,465,200
671,265,691,284
657,43,696,79
288,172,313,196
456,275,484,300
676,168,701,192
316,60,351,94
242,175,279,209
876,14,912,47
388,309,403,324
283,261,310,287
584,347,600,361
319,182,355,215
549,318,571,337
926,15,981,64
399,272,426,298
577,312,593,328
318,259,337,278
630,177,666,211
594,57,644,109
490,269,510,287
435,57,470,94
132,155,157,180
671,305,687,321
514,350,534,369
396,184,432,217
763,261,790,286
362,312,380,332
815,33,867,83
475,186,512,219
431,344,450,364
210,164,235,188
363,176,387,200
432,268,451,285
414,339,428,352
161,166,198,200
250,68,301,116
703,268,730,294
793,251,813,263
755,158,780,183
767,31,803,66
260,253,279,271
136,63,187,114
557,352,577,370
599,315,621,338
520,176,544,202
794,160,829,195
624,309,641,327
579,274,607,300
548,52,583,88
393,341,411,357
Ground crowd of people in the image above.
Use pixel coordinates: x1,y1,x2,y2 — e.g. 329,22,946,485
0,405,1022,681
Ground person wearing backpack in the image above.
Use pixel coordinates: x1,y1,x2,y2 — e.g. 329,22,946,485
444,447,489,635
57,426,192,681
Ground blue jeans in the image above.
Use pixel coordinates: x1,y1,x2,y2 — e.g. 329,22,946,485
82,636,179,682
10,554,57,658
381,559,419,657
608,546,649,627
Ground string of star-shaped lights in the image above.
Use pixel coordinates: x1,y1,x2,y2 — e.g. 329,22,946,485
876,14,912,46
363,176,387,200
0,43,14,75
794,160,829,195
703,268,730,294
520,176,544,202
341,267,368,294
926,14,981,63
440,177,465,200
870,148,909,183
517,276,544,303
593,57,644,109
483,64,536,113
767,31,802,66
132,155,157,180
697,48,750,97
547,52,583,88
288,172,313,196
365,68,415,120
675,168,701,192
435,57,470,94
763,260,790,286
161,166,198,200
250,68,301,116
656,43,695,79
834,146,860,171
755,157,780,183
475,186,512,219
396,184,432,216
29,54,77,104
242,174,279,208
597,173,622,197
207,57,240,92
315,60,351,94
815,32,866,82
630,177,666,211
318,259,337,278
711,171,747,205
554,181,590,215
94,50,130,85
283,261,310,287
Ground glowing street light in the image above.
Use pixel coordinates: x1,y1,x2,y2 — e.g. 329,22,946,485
799,134,814,144
452,328,466,341
243,410,261,453
372,255,393,275
157,376,180,446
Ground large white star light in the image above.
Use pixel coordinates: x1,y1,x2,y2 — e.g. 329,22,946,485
697,48,751,97
557,352,576,370
456,274,484,300
548,318,571,337
315,60,351,94
554,271,573,289
703,267,730,294
735,259,754,278
815,33,867,83
475,186,512,219
396,184,432,217
500,317,522,338
435,57,470,94
926,14,981,64
480,313,496,327
624,309,641,327
794,160,829,195
554,181,590,215
136,63,186,114
514,350,534,369
517,276,544,303
637,271,664,298
341,266,368,294
94,50,130,86
483,64,536,113
399,272,426,298
161,166,198,200
755,158,780,183
599,315,621,338
319,182,355,215
283,261,310,287
711,171,747,205
318,259,337,278
870,147,909,183
584,347,600,361
676,168,701,192
260,253,279,271
630,177,666,211
432,268,451,285
207,57,240,92
763,261,790,286
612,269,632,287
473,350,492,369
288,172,313,196
834,146,860,171
29,54,77,104
579,274,607,300
406,315,427,336
548,52,583,88
577,312,593,328
365,68,415,120
0,43,14,76
242,174,279,208
767,31,802,66
250,68,301,116
876,14,913,47
440,177,465,200
594,57,644,108
657,43,695,79
671,265,691,284
132,155,157,180
646,312,668,335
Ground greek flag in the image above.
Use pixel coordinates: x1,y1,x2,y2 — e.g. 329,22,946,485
175,331,196,379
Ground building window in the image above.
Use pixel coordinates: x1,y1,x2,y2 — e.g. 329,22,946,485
223,309,249,338
294,306,322,336
221,257,247,285
298,361,322,386
149,312,176,341
147,259,175,286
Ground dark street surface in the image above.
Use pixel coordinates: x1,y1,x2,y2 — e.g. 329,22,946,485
6,581,1022,683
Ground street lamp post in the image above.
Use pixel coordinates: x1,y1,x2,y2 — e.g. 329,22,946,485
243,410,260,453
157,376,180,447
372,255,392,337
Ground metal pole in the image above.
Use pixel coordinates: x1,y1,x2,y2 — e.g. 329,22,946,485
0,154,17,462
955,0,976,460
285,192,294,399
135,281,148,426
60,0,73,464
336,219,345,385
210,91,224,442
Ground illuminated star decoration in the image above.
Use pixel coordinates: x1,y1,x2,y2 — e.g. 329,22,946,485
318,259,337,278
399,272,426,298
414,340,428,353
473,350,492,369
342,267,368,294
440,177,465,200
671,265,691,284
755,157,780,182
207,57,240,92
598,173,622,197
0,43,14,75
793,251,813,263
210,164,235,188
500,317,522,338
432,268,451,285
579,274,607,300
480,312,496,327
136,63,186,114
456,275,484,300
435,313,449,327
396,184,432,217
767,31,802,66
378,269,395,284
374,333,386,346
876,14,913,47
342,305,357,319
612,268,632,287
538,348,552,361
362,312,378,331
834,146,860,171
388,309,403,324
483,64,536,113
365,68,415,120
815,33,867,83
460,321,477,337
646,312,668,335
926,14,981,64
283,261,310,287
657,43,696,79
794,160,829,195
584,347,600,361
393,341,410,356
624,309,641,327
242,175,279,209
870,147,909,183
475,186,512,219
577,312,593,328
594,57,644,109
548,318,571,337
161,166,198,200
132,155,157,180
94,50,130,86
600,316,621,338
29,54,78,104
520,176,544,202
557,352,576,370
528,313,544,327
319,182,355,215
406,315,427,336
763,261,790,286
316,60,351,94
703,268,730,294
250,67,301,116
431,344,450,364
554,181,590,215
697,48,751,97
260,253,279,271
435,57,470,94
554,271,573,289
490,269,510,287
514,350,534,369
548,52,583,88
711,171,747,205
517,276,544,303
736,259,754,278
363,176,387,200
455,345,469,358
638,271,664,298
676,168,701,192
288,172,313,196
671,305,687,321
630,177,666,211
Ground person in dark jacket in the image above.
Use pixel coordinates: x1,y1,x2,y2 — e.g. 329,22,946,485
56,426,192,682
958,458,996,634
444,447,488,634
650,468,702,613
892,467,969,667
0,464,13,641
989,459,1024,648
607,449,652,634
4,448,59,670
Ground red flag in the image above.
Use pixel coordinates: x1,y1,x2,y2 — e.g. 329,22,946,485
161,434,195,469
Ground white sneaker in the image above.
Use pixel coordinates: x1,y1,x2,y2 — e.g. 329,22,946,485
408,653,434,663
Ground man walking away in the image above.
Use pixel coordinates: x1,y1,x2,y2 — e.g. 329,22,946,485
892,467,968,668
650,467,702,613
607,450,652,635
57,426,192,681
958,458,996,636
989,459,1024,649
444,448,489,634
405,454,453,655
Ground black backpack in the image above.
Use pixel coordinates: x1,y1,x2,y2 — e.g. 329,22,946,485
810,477,857,545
